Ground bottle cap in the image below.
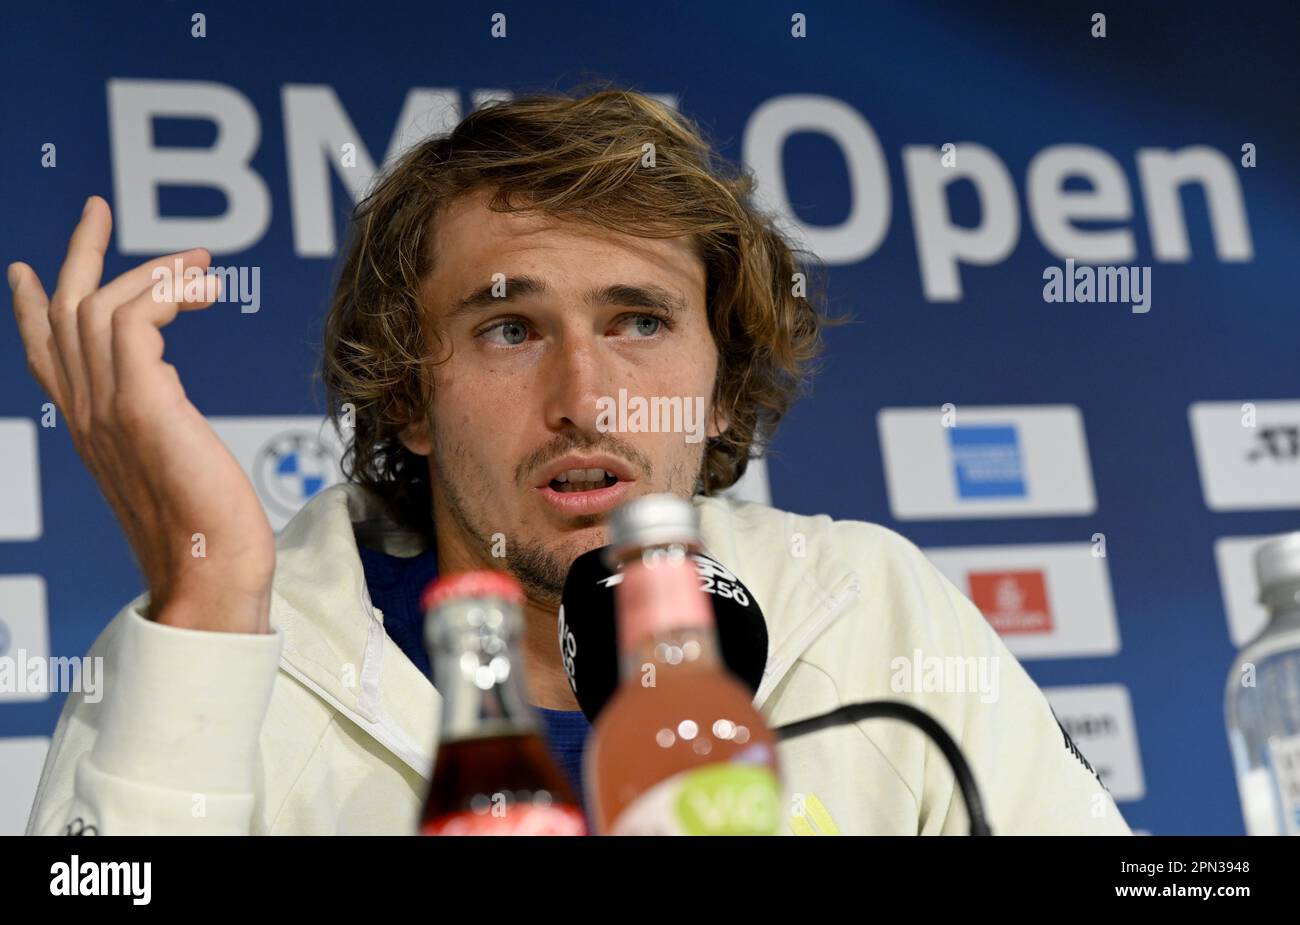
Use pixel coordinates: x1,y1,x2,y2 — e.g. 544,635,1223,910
420,570,524,614
607,493,700,565
1254,531,1300,601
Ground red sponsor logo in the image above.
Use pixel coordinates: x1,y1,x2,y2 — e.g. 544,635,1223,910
968,570,1053,635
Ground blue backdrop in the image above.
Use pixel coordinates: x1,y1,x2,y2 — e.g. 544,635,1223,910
1,0,1297,835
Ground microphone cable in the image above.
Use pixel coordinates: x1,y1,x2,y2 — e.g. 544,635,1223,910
775,699,993,836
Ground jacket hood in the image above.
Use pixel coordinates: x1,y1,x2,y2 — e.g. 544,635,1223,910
267,483,863,780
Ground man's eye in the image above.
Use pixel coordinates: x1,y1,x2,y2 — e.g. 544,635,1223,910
481,320,531,346
618,313,666,337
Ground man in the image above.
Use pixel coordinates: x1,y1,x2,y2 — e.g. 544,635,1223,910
12,89,1130,835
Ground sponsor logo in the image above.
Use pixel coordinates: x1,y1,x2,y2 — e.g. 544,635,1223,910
925,543,1119,659
209,417,346,530
948,425,1026,499
252,431,339,519
968,570,1053,635
106,82,1254,304
64,816,98,836
1189,401,1300,510
1246,424,1299,463
879,405,1095,519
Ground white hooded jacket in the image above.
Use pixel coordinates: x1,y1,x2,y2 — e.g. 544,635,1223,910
26,483,1131,835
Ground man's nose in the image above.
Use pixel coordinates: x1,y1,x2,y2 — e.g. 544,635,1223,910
541,334,610,435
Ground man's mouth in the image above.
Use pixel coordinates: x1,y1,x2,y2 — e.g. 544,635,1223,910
548,468,620,493
535,456,635,516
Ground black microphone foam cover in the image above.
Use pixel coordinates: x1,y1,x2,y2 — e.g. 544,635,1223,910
558,546,768,722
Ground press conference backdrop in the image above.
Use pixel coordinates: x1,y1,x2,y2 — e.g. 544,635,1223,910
1,1,1297,836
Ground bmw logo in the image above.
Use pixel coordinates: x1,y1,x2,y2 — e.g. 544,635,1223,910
253,431,340,519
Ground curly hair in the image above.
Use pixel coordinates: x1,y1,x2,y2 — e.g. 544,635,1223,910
320,84,837,540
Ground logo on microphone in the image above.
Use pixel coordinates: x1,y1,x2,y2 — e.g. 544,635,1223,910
588,554,749,606
557,604,578,692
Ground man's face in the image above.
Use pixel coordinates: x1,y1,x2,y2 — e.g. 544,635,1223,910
401,187,727,603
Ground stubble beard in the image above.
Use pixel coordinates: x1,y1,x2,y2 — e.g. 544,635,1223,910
430,431,706,607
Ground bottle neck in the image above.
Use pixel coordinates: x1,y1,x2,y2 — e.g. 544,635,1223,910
427,600,536,741
1262,581,1300,633
618,624,723,683
614,546,718,678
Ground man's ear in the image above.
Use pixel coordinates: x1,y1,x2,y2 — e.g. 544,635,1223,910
399,413,433,457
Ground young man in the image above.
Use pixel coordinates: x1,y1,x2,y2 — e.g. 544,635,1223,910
12,89,1130,835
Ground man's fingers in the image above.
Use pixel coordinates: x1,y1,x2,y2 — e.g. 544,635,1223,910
53,196,112,308
46,197,114,421
9,261,69,404
95,247,211,314
16,195,222,432
110,274,221,398
79,251,218,413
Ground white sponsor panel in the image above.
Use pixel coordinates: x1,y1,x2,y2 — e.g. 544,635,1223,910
0,575,49,704
0,419,42,540
209,416,346,531
1045,684,1145,802
877,405,1096,519
924,543,1120,659
1214,535,1276,647
0,736,49,835
1189,400,1300,511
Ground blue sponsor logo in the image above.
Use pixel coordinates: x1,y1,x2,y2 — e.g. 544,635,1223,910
253,431,337,518
948,425,1026,499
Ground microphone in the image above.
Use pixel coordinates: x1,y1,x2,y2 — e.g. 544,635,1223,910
558,546,768,723
558,542,994,834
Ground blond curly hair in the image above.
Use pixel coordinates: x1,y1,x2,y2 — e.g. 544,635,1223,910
320,85,836,537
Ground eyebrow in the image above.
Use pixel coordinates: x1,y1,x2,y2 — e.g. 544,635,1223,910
446,274,690,321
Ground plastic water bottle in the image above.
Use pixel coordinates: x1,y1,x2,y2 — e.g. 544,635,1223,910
1225,531,1300,835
